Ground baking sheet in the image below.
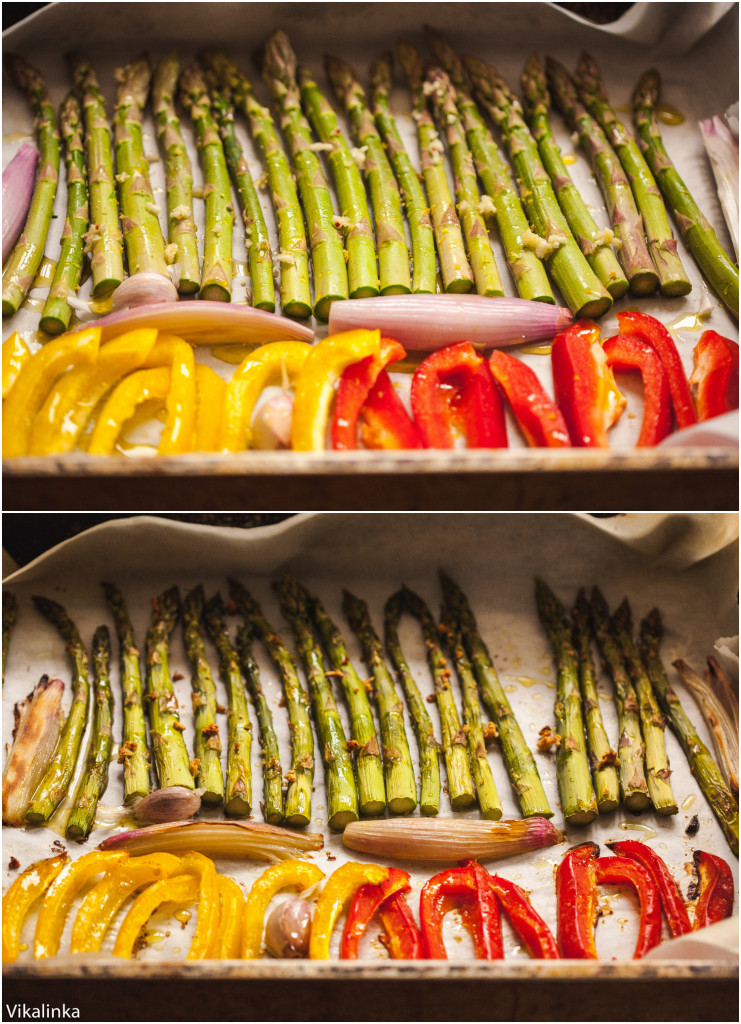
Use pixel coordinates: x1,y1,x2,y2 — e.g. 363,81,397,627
2,512,738,966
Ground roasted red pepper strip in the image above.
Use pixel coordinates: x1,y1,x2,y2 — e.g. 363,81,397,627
616,310,697,428
556,843,599,958
693,851,735,929
377,891,425,959
551,320,624,447
341,867,412,959
331,337,407,449
593,856,662,959
488,874,560,959
419,863,503,959
358,370,424,450
603,333,673,447
488,349,571,448
468,860,504,960
411,341,508,449
689,330,739,421
608,840,692,937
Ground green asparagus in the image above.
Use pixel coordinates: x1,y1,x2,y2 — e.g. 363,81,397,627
181,585,224,805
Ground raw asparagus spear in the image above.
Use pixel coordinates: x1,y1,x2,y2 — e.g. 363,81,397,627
201,49,311,318
425,30,554,303
546,57,658,295
26,597,90,824
397,39,474,293
401,586,476,811
572,589,620,812
589,587,650,811
276,573,358,831
70,55,124,296
262,30,348,321
326,54,411,295
66,626,115,839
144,586,195,792
343,590,417,815
369,54,436,294
152,51,201,293
40,92,88,334
575,52,690,297
236,622,284,825
465,56,612,319
519,53,628,299
3,592,17,686
384,591,441,816
633,69,739,317
179,63,234,301
612,599,677,815
535,579,598,824
439,572,552,818
2,55,61,317
202,594,253,817
426,66,504,297
181,585,225,805
101,581,151,802
229,577,313,826
639,609,739,856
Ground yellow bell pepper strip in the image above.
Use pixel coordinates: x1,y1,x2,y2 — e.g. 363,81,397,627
220,340,312,452
309,861,389,959
113,873,199,959
181,851,219,959
28,328,160,455
213,875,245,959
2,325,101,457
149,333,197,454
194,364,227,452
291,329,381,451
87,367,171,454
2,853,67,963
2,330,31,399
33,849,128,958
70,852,181,953
242,859,325,958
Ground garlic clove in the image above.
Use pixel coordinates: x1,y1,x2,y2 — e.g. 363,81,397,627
111,272,179,312
132,785,202,823
252,389,294,450
264,897,312,958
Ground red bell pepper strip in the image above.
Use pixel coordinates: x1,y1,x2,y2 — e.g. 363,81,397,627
358,370,424,450
556,843,599,958
488,349,571,448
331,337,407,449
603,333,673,447
488,874,560,959
593,855,662,959
419,863,503,960
693,851,735,929
551,320,625,447
340,867,412,959
608,840,691,937
410,341,508,449
468,859,504,960
689,330,739,421
616,310,697,429
377,892,425,960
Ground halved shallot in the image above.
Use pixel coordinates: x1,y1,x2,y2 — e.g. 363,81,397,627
98,819,324,861
2,143,39,264
673,657,739,798
2,675,64,826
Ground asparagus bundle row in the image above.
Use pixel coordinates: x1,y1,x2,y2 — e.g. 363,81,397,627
182,585,225,804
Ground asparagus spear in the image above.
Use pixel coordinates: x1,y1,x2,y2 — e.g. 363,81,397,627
26,597,90,824
401,586,476,811
633,69,739,317
144,586,195,792
70,55,124,297
209,84,276,311
575,52,690,297
181,585,225,805
297,62,380,299
639,609,739,856
2,592,17,686
276,573,358,831
262,29,348,321
546,57,658,295
384,591,441,816
535,579,598,825
439,572,552,819
325,54,411,296
2,55,61,317
229,577,314,826
427,67,504,297
179,63,234,301
152,51,201,293
304,584,386,816
520,53,628,299
343,590,417,815
425,31,554,303
572,589,620,812
201,49,312,319
397,39,474,293
589,587,650,811
236,622,284,825
66,626,114,839
465,56,612,319
369,54,436,294
39,92,88,334
202,594,253,817
101,581,151,803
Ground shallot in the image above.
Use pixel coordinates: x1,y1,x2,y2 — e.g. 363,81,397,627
2,143,39,263
99,819,324,861
2,675,63,826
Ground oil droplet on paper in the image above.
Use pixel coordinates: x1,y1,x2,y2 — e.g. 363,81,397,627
681,794,696,809
517,342,553,356
617,821,657,841
656,102,685,125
